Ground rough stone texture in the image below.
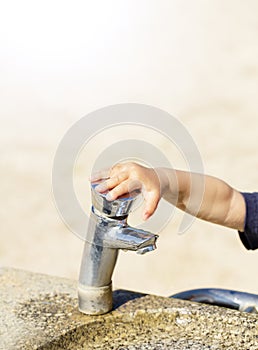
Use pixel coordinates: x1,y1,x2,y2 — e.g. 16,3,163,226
1,268,258,350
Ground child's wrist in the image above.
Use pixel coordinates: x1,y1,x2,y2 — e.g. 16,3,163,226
155,167,170,196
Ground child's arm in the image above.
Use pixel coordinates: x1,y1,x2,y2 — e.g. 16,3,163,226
163,169,246,231
91,162,246,231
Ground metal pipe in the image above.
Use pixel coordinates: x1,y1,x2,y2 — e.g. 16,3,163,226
171,288,258,313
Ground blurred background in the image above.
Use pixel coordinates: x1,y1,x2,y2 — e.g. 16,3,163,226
1,0,258,296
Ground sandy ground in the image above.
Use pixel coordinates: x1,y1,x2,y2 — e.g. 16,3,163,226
1,0,258,297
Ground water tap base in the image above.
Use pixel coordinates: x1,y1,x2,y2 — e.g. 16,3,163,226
78,282,113,315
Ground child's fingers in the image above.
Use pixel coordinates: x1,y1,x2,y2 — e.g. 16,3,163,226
106,179,140,200
94,172,128,193
90,168,111,182
142,192,159,220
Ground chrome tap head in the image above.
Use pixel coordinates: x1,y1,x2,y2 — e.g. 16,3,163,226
91,181,142,218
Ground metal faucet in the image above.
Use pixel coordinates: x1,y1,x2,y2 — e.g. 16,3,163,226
78,182,159,315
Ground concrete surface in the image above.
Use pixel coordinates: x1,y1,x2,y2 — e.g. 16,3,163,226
1,267,258,349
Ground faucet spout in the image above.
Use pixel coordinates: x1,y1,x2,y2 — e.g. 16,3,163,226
103,224,158,252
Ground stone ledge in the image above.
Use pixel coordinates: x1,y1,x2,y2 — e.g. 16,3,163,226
1,267,258,349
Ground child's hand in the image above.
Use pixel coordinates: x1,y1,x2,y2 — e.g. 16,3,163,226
91,162,167,220
90,161,246,231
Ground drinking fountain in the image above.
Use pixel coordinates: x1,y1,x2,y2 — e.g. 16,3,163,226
78,182,158,315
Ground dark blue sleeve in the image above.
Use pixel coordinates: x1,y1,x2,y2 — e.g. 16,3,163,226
238,192,258,250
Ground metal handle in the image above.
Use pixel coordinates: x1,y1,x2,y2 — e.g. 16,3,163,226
91,182,142,218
